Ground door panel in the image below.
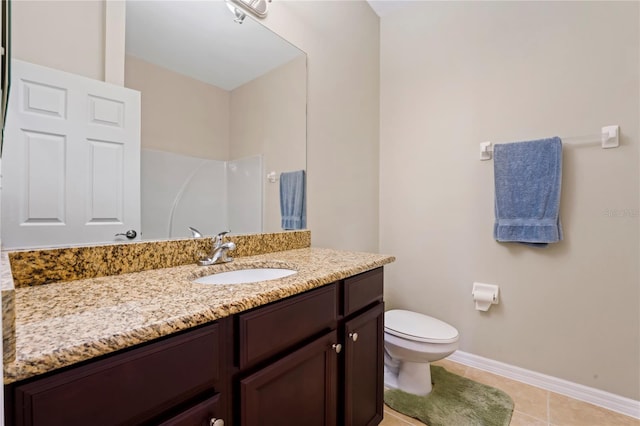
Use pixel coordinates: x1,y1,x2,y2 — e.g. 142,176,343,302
22,130,66,223
87,138,124,222
88,95,124,127
21,79,67,118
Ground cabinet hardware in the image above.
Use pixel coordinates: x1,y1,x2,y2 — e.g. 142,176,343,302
332,343,342,354
210,418,224,426
349,332,359,342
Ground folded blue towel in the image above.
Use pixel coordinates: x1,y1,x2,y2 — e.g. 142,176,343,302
280,170,306,230
493,137,563,246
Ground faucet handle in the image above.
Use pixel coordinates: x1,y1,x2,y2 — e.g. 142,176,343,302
213,230,230,247
189,227,203,238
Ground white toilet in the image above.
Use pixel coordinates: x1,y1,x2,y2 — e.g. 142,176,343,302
384,309,459,396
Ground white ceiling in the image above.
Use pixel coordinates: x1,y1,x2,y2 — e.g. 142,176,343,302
125,1,304,91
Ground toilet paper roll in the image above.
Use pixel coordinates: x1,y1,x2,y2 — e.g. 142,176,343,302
473,289,495,311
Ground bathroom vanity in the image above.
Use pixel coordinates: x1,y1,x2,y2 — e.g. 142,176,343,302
2,238,393,426
238,267,384,426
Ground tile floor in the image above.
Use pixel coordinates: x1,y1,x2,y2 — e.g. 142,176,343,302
380,358,640,426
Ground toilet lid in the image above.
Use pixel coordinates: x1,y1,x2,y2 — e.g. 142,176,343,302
385,309,459,344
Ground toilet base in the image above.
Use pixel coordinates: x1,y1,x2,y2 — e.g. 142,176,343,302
384,360,433,396
384,364,399,389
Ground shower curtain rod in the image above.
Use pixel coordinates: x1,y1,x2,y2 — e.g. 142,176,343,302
479,124,619,161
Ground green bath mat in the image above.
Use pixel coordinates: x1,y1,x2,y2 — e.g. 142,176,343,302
384,365,514,426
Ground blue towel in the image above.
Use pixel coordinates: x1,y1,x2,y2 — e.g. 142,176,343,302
493,137,563,246
280,170,306,230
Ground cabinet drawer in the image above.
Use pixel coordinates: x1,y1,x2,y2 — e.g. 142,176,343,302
239,283,338,369
343,268,383,316
158,394,222,426
14,323,220,426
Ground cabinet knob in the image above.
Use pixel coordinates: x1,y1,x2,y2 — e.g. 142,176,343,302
210,419,224,426
349,332,359,342
332,343,342,354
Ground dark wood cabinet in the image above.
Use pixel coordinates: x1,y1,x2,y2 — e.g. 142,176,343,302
236,267,384,426
339,267,384,426
5,267,385,426
343,303,385,426
238,284,338,370
342,268,383,317
240,331,339,426
7,321,231,426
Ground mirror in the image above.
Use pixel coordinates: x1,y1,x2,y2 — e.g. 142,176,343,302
1,0,306,249
130,0,306,240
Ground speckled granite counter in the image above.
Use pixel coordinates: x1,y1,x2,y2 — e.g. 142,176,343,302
8,231,311,288
4,247,394,384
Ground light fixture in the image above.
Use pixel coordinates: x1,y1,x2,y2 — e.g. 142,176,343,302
226,0,247,24
227,0,269,20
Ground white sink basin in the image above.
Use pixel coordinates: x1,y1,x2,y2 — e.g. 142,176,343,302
194,268,297,285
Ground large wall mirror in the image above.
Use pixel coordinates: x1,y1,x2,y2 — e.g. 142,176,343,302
1,0,307,249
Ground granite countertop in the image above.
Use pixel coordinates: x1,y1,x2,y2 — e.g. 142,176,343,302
4,247,394,384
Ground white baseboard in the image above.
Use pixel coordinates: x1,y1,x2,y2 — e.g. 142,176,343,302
448,351,640,420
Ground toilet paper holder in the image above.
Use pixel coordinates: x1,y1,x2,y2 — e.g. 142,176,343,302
472,282,499,311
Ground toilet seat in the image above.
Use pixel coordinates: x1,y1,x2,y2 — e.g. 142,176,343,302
385,309,458,344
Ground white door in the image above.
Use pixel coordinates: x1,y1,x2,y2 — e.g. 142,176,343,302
1,60,141,249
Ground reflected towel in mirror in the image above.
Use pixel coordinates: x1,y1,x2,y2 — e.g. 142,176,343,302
280,170,306,230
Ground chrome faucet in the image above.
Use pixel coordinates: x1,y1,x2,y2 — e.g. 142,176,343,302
197,231,236,266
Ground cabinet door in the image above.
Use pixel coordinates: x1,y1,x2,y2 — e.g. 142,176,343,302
240,331,339,426
343,303,384,426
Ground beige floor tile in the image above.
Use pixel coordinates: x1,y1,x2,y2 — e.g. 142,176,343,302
380,412,413,426
384,405,428,425
384,362,639,426
548,392,640,426
510,410,549,426
464,368,549,422
432,358,468,377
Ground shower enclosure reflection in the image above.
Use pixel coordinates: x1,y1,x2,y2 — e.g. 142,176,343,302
142,150,263,240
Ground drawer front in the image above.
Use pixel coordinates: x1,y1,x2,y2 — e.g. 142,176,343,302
239,283,338,370
14,323,220,426
343,268,383,317
158,394,222,426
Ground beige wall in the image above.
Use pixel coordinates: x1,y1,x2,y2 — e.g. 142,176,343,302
379,1,639,399
263,1,380,252
230,55,307,233
124,55,230,160
12,0,105,81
